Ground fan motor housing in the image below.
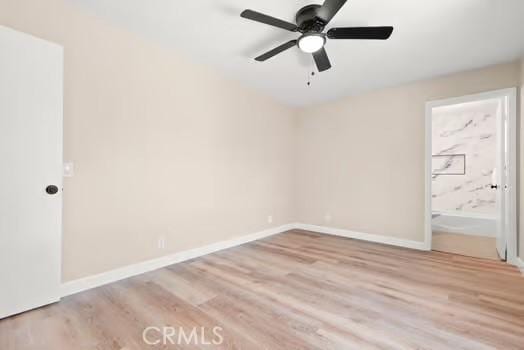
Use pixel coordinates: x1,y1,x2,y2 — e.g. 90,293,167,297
296,4,326,33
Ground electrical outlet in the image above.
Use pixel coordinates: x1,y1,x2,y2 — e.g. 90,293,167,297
267,215,273,224
157,237,166,250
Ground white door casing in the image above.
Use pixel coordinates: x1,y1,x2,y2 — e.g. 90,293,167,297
425,88,518,265
0,26,63,319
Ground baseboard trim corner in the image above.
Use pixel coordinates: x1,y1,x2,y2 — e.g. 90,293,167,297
295,223,428,251
61,223,295,297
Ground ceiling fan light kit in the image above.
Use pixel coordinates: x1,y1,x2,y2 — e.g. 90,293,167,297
240,0,393,73
298,33,326,53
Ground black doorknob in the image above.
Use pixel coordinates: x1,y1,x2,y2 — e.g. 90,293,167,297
491,185,499,189
46,185,59,195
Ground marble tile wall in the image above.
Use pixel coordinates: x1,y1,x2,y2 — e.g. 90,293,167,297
432,99,499,215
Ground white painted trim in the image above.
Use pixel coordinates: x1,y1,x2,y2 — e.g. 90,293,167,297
515,258,524,275
62,217,518,297
61,224,296,297
425,88,519,264
295,223,428,251
426,88,518,110
425,100,433,251
506,88,518,265
62,223,431,297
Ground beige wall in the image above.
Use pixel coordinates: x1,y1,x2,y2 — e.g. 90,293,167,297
296,62,521,243
2,0,523,283
0,0,296,281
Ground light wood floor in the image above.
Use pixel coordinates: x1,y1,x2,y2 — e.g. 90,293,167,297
1,230,524,349
432,231,500,260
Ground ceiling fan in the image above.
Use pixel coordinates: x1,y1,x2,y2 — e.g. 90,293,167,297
240,0,393,72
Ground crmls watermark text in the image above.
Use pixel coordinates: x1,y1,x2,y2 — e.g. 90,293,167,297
142,326,224,346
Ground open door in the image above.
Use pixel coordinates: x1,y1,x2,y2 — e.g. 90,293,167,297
494,97,507,260
0,26,63,318
426,89,517,264
494,95,514,261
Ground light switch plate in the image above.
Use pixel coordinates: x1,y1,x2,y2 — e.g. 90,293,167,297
63,162,74,177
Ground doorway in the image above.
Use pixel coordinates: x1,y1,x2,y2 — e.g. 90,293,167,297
424,89,517,263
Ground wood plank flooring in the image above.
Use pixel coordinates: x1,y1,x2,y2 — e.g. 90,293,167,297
1,230,524,349
432,231,500,260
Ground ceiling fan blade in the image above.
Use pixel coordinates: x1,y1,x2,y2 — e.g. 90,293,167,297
327,26,394,40
317,0,347,24
255,40,297,62
241,10,298,32
312,47,332,72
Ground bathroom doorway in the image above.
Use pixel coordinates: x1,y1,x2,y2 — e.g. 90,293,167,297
425,89,517,263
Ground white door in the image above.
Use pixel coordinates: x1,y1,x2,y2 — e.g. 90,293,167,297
0,26,63,319
494,98,505,259
494,95,511,260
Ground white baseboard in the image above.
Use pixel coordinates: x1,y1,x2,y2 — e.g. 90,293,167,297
61,223,296,297
61,223,432,297
295,223,429,251
516,257,524,275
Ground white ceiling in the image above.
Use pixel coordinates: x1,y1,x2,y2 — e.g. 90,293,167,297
72,0,524,107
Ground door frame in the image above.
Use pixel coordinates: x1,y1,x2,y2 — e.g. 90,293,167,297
424,88,518,265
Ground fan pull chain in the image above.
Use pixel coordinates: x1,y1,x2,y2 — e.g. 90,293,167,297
307,60,316,86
